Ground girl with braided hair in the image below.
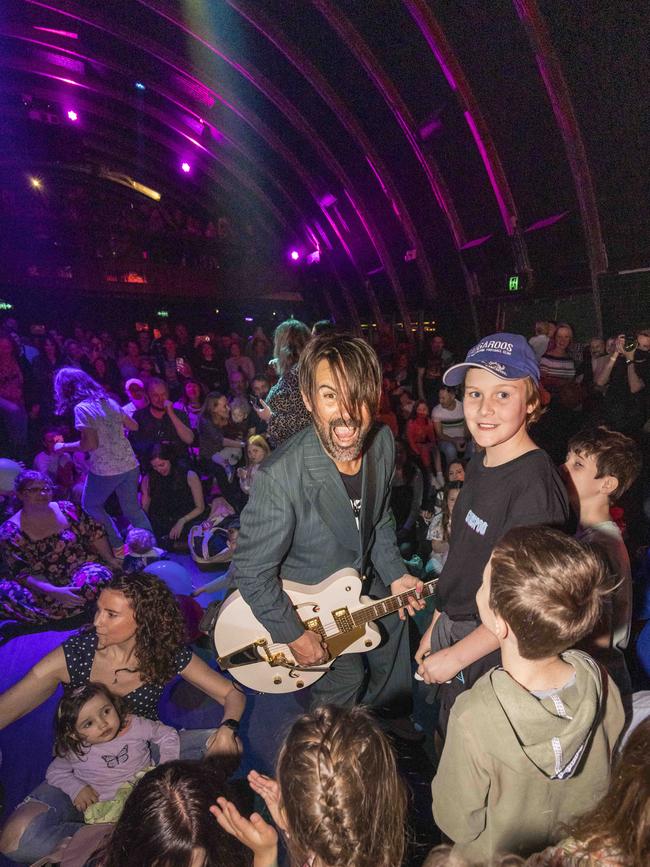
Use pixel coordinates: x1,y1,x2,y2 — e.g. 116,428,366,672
213,704,408,867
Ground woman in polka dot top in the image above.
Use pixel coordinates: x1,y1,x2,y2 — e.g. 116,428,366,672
0,572,245,864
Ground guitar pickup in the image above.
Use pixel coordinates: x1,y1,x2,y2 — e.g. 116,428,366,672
332,607,354,632
304,617,326,639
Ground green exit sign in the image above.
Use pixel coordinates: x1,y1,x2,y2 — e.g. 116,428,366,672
508,275,520,292
156,309,169,318
0,300,13,311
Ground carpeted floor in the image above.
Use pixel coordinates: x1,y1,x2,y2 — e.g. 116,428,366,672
0,555,438,865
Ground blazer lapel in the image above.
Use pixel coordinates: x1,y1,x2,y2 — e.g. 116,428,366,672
302,428,360,555
360,425,381,556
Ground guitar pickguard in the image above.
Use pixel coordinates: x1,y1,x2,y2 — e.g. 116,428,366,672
324,625,366,657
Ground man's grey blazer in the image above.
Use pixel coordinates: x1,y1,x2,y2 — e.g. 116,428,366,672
230,423,406,645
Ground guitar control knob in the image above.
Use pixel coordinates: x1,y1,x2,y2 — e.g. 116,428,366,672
296,681,304,688
365,640,372,647
273,676,282,685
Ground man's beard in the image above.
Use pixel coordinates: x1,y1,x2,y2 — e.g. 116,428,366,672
313,415,368,463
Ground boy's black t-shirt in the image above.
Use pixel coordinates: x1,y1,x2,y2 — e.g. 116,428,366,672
437,448,569,618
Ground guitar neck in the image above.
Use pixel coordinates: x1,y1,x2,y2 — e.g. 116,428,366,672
351,578,438,627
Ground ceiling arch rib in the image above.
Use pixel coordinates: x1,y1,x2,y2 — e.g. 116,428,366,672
310,0,482,335
224,0,438,303
23,0,363,325
1,29,315,229
513,0,606,334
0,56,296,238
136,0,414,335
403,0,526,250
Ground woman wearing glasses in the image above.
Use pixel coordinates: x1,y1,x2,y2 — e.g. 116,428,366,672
0,470,118,627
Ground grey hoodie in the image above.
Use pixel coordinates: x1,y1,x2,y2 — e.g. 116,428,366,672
431,650,624,861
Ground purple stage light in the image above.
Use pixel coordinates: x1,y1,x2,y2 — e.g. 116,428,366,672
290,250,300,261
66,109,78,122
244,316,253,322
180,161,191,173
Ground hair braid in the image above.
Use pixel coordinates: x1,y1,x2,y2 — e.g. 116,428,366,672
278,706,407,867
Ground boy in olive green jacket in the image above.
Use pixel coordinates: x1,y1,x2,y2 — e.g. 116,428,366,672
431,525,624,861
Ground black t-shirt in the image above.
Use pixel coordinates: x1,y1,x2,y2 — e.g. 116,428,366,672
634,348,650,386
130,406,192,463
339,467,363,524
437,449,569,617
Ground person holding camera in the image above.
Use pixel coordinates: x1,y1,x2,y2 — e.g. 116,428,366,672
594,328,649,433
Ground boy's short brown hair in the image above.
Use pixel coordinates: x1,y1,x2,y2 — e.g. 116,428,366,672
489,526,609,659
568,426,642,501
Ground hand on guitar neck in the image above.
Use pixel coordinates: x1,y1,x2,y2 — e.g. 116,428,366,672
288,629,329,666
391,574,426,620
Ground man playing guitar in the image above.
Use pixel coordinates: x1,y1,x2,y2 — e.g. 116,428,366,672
229,332,424,712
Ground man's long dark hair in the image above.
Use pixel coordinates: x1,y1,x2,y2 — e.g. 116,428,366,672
299,333,382,422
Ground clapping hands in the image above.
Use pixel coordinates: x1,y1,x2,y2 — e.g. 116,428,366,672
211,770,285,867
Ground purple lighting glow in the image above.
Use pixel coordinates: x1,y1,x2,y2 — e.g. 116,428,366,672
33,26,78,39
180,161,191,173
66,109,78,122
290,250,300,261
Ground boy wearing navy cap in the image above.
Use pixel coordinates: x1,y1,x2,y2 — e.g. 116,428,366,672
415,333,569,738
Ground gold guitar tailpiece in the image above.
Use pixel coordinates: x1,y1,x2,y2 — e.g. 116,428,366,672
255,638,292,668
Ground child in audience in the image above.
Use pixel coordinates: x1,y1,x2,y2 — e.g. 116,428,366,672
528,717,650,866
407,399,445,490
416,334,569,738
91,758,251,867
46,683,179,824
122,528,164,573
563,426,642,696
212,704,408,867
425,481,463,575
432,526,624,861
33,429,75,497
447,459,465,483
237,434,270,496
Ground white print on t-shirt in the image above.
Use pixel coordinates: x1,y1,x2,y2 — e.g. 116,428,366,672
465,508,488,536
469,339,514,357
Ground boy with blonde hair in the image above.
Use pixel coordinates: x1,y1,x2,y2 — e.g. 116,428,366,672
416,334,569,736
432,526,624,860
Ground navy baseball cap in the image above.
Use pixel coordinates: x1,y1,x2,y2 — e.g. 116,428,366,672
443,333,540,386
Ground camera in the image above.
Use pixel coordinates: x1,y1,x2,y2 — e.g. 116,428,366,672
624,335,638,353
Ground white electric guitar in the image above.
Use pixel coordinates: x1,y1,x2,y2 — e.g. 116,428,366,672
214,567,437,694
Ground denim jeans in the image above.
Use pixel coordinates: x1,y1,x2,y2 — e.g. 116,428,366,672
82,466,152,549
438,439,474,468
6,728,215,863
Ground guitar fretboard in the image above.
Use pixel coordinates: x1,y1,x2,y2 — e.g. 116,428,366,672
351,579,438,627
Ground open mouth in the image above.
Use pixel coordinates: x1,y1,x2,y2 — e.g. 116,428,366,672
333,426,358,442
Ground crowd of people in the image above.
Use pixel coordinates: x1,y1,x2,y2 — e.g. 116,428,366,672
1,183,239,273
0,310,649,866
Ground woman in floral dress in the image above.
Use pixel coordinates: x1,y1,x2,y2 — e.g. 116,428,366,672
0,470,118,623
